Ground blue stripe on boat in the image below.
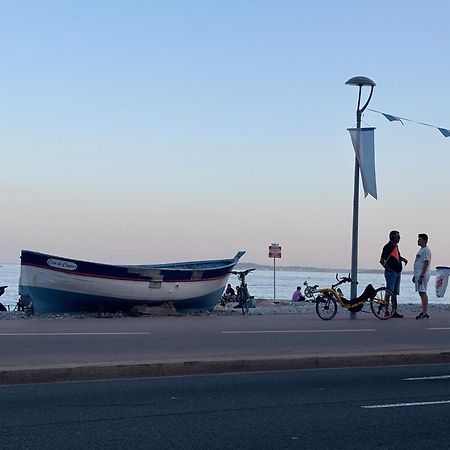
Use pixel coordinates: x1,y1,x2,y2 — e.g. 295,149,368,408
20,286,225,314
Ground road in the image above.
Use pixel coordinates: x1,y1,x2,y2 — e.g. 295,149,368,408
2,313,450,366
1,364,450,449
1,313,450,383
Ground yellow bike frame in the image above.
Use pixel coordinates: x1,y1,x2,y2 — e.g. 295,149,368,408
319,287,366,310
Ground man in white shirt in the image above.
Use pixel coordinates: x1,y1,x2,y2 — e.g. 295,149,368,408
413,233,432,319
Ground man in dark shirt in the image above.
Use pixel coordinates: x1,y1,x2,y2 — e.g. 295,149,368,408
380,230,408,318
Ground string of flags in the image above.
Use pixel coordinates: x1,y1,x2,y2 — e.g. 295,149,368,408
367,108,450,138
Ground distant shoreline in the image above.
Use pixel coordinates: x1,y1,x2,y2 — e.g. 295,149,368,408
235,263,419,275
0,261,428,276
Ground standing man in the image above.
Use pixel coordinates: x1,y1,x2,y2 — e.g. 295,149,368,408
413,233,432,319
380,230,408,318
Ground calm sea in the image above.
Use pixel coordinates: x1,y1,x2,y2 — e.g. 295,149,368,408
0,264,448,310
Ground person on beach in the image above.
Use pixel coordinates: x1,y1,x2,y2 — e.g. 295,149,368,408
380,230,408,318
412,233,432,319
220,283,236,306
292,286,305,302
224,284,236,302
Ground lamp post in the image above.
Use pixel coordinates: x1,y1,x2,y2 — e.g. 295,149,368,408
345,76,375,318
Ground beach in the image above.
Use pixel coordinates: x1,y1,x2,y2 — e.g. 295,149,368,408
2,297,449,321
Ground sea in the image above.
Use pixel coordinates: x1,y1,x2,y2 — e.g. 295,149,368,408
1,264,448,311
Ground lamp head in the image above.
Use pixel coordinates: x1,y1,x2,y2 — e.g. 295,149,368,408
345,76,376,87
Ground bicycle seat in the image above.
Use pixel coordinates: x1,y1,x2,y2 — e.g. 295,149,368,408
348,284,376,305
339,284,376,305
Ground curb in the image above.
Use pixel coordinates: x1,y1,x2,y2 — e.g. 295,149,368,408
2,351,450,385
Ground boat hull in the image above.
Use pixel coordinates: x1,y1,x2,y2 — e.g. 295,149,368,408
19,250,244,314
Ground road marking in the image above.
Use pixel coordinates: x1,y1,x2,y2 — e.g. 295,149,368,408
404,375,450,381
221,329,375,334
362,400,450,409
428,327,450,330
0,332,150,336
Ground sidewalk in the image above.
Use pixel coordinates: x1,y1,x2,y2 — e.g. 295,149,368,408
1,309,450,384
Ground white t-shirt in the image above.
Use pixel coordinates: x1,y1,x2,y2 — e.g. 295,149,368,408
414,246,432,277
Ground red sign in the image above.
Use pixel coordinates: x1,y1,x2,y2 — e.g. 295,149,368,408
269,244,281,258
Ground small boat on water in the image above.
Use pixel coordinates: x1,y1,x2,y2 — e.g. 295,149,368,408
19,250,245,314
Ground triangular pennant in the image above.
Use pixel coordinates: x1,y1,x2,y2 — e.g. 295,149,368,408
382,113,404,125
438,128,450,137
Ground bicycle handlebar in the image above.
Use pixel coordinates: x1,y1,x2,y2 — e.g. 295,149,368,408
230,268,255,276
332,273,357,288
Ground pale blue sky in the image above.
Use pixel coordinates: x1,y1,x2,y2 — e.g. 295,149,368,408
1,0,449,268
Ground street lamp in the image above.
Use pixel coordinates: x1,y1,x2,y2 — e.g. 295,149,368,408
345,76,375,318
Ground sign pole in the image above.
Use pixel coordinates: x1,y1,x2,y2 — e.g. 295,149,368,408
273,256,276,301
268,243,281,302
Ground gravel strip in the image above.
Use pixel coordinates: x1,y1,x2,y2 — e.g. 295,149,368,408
1,298,449,320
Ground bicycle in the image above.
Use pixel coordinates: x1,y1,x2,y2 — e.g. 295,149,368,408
315,274,393,320
303,280,320,302
230,269,255,315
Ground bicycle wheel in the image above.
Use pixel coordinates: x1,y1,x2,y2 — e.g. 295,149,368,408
370,287,393,320
240,285,250,315
241,296,249,315
315,293,337,320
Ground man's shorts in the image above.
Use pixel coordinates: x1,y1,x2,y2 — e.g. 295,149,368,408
415,275,430,293
384,270,401,295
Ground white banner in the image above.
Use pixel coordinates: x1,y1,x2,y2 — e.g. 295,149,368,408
435,266,450,298
348,127,377,199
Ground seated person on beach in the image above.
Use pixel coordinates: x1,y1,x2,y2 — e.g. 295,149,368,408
292,286,305,302
222,284,236,303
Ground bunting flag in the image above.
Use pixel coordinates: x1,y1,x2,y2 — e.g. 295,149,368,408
368,109,450,138
381,113,404,124
348,127,377,199
438,128,450,138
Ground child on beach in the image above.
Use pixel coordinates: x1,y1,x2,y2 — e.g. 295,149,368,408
292,286,305,302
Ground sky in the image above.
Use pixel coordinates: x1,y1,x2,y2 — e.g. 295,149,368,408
1,0,450,269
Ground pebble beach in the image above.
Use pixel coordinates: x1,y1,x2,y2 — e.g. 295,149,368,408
1,298,449,320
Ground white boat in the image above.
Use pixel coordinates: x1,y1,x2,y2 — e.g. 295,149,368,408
19,250,245,314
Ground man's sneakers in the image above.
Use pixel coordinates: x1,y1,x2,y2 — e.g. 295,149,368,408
416,312,430,320
385,311,430,320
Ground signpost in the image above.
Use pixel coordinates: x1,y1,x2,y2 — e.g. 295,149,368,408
269,243,281,301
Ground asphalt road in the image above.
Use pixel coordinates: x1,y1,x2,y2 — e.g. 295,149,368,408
1,313,450,383
2,313,450,367
1,364,450,449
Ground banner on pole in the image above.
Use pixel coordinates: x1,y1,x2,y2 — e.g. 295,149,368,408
348,127,377,199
